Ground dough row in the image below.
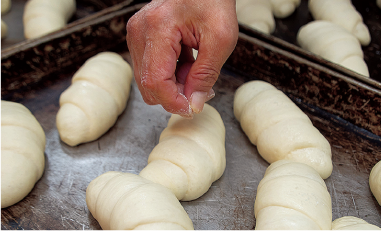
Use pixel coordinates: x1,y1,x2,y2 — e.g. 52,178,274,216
236,0,371,77
2,52,380,229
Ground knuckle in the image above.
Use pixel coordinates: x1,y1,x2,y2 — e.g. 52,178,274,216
126,15,140,34
209,13,239,46
143,7,170,27
127,5,171,33
140,85,158,105
215,24,238,45
144,8,161,21
142,96,156,105
192,64,220,87
140,76,158,93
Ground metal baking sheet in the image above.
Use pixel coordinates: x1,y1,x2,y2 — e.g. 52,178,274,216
3,0,380,137
1,0,381,229
226,0,381,138
1,51,381,229
1,0,136,49
268,0,381,83
1,1,144,97
225,32,381,138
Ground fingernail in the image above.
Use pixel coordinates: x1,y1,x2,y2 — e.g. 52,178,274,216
190,91,207,114
180,112,194,119
205,88,215,102
175,93,194,119
181,102,194,119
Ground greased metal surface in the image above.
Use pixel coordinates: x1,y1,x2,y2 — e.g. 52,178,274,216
1,56,381,229
1,0,381,229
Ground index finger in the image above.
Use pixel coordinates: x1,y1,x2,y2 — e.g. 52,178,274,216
140,36,192,116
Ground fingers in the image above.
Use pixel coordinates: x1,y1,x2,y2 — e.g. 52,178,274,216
176,45,195,85
126,0,239,116
184,16,239,113
141,39,197,116
127,4,193,116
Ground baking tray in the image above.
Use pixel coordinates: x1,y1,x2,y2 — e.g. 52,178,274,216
271,0,381,83
0,0,140,49
226,0,381,137
2,0,381,230
1,53,381,230
1,0,145,100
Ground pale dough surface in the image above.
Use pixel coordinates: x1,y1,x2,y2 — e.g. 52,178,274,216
309,0,371,46
1,100,46,208
234,80,332,179
332,216,381,230
254,160,332,230
370,160,381,206
139,104,226,201
297,20,369,77
86,171,194,230
236,0,275,34
23,0,76,39
255,206,321,230
1,19,8,39
56,52,133,146
1,0,11,14
270,0,301,18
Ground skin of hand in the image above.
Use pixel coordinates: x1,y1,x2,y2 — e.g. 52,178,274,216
126,0,238,118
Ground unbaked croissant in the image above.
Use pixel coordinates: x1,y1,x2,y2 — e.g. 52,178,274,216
1,19,8,39
370,160,381,206
23,0,76,39
254,160,332,230
236,0,275,34
1,0,11,14
86,171,194,230
308,0,371,46
297,20,369,77
139,104,226,201
270,0,301,18
1,100,46,208
234,80,332,179
56,52,133,146
332,216,381,230
86,104,224,229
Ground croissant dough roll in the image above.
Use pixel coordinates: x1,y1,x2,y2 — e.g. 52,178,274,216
270,0,301,18
1,19,8,39
234,80,332,179
332,216,381,230
23,0,76,39
86,171,194,230
370,160,381,206
297,20,369,77
236,0,275,34
1,101,46,208
1,0,11,14
254,160,332,230
139,104,226,201
308,0,371,46
56,52,133,146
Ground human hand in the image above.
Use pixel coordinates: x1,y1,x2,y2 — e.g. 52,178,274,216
126,0,238,118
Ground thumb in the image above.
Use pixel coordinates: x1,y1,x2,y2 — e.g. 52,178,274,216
183,15,238,114
183,47,227,114
185,61,217,113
